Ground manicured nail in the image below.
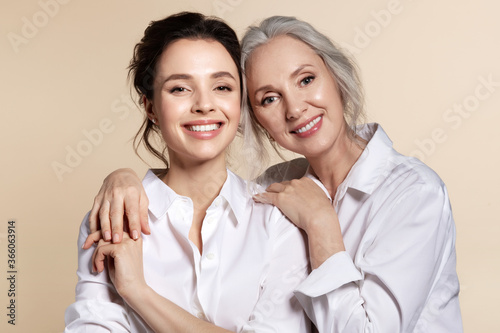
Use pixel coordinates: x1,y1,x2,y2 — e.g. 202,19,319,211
104,231,111,241
132,230,139,240
113,233,120,243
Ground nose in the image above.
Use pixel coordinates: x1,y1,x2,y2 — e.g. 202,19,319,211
284,93,307,120
192,90,215,114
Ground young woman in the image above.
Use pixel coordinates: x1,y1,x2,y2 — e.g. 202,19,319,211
88,16,463,332
64,12,310,332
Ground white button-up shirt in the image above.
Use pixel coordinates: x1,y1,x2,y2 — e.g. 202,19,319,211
65,170,310,332
260,123,463,332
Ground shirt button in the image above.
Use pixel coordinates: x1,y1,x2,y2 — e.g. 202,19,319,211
214,197,222,207
206,217,215,224
197,312,206,320
206,253,215,260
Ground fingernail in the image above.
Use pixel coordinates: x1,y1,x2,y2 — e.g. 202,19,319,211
253,194,270,204
104,231,111,241
113,233,120,243
132,230,139,240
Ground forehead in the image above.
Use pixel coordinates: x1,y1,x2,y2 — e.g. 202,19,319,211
247,36,321,71
157,38,238,74
245,35,326,87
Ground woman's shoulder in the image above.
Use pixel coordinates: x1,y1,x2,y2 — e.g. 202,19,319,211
226,170,298,230
386,151,446,193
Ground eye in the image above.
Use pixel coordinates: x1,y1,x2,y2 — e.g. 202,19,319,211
170,87,187,93
300,76,315,87
261,96,278,106
215,85,232,92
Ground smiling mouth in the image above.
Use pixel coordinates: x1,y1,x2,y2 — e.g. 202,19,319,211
186,123,221,132
292,116,322,134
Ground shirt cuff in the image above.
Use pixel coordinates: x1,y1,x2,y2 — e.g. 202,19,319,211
295,251,363,297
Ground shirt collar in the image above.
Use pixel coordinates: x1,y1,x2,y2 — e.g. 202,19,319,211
342,123,393,195
218,169,251,226
304,123,393,198
143,170,178,220
143,169,249,225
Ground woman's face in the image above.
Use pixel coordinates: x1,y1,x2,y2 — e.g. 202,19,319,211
146,38,241,165
246,35,349,159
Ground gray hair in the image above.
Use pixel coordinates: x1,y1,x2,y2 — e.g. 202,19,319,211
240,16,366,178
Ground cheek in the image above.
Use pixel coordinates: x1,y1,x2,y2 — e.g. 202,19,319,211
255,110,281,135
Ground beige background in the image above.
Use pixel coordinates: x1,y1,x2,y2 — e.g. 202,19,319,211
1,0,498,331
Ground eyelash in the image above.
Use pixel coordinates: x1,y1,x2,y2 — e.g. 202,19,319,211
300,75,315,86
261,96,278,106
170,87,187,93
216,86,232,91
169,85,232,94
259,75,315,106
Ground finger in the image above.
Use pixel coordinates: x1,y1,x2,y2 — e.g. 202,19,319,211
109,197,125,244
82,231,103,250
89,196,102,233
92,242,114,273
98,200,112,242
266,182,288,193
253,192,277,205
124,191,141,240
139,193,150,235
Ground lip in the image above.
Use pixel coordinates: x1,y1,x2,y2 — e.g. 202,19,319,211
290,115,323,138
182,119,225,140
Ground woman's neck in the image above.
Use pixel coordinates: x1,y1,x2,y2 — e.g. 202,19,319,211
306,132,365,199
162,155,228,211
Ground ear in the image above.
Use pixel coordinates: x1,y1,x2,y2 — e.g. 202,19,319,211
143,95,156,123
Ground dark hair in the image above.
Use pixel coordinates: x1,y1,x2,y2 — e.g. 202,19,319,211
129,12,242,167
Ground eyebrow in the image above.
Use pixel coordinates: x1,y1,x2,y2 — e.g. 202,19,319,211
253,84,276,99
161,71,236,85
290,64,313,78
253,64,314,97
211,71,236,80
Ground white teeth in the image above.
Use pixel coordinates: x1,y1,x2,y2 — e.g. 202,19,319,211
296,116,321,133
187,123,220,132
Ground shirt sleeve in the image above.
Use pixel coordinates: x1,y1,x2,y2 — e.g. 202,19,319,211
241,213,312,333
294,182,459,332
64,213,133,332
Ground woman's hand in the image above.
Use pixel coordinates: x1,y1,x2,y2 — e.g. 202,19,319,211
92,233,147,302
86,168,150,248
253,177,333,230
253,177,345,268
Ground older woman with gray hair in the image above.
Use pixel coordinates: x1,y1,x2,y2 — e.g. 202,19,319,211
86,15,463,333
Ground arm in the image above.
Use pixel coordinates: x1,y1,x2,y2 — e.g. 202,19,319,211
66,214,231,332
92,216,310,332
64,213,133,332
92,234,232,333
295,185,459,332
255,178,460,332
85,168,150,248
253,177,343,269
